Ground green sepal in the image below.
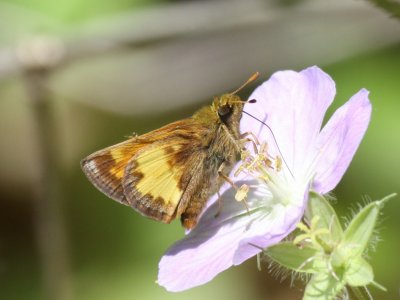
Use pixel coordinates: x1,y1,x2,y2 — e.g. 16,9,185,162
303,272,345,300
341,195,394,258
265,242,322,273
345,257,373,287
305,191,343,245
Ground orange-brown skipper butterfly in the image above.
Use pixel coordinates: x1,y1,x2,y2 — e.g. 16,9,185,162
81,73,259,229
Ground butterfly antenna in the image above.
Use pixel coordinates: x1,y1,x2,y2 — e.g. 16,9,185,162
242,110,295,179
231,72,260,95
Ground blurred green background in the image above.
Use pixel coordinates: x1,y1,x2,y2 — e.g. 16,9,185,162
0,0,399,299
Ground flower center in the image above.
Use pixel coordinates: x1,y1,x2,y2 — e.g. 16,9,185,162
235,142,301,207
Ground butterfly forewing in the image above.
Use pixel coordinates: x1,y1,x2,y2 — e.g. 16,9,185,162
81,139,150,205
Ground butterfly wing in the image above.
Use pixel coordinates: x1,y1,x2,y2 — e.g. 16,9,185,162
122,136,206,223
81,119,208,221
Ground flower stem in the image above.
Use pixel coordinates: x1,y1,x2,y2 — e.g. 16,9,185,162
315,235,333,254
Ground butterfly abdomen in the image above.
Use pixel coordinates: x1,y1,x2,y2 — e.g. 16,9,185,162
179,126,239,229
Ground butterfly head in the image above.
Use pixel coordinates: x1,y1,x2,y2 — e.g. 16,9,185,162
212,94,245,126
212,72,259,126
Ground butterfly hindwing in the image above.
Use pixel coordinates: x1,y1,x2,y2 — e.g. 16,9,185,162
122,136,206,224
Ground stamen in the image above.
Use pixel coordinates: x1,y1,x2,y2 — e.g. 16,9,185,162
242,110,294,179
235,184,250,202
236,141,295,207
275,156,282,172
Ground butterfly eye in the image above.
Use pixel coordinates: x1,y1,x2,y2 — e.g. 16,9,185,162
218,105,231,117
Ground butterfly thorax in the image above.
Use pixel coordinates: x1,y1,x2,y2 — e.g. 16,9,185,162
177,94,244,228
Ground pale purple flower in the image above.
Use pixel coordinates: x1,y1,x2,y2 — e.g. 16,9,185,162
158,66,372,292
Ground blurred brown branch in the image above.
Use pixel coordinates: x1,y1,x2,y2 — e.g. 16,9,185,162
1,0,399,117
1,0,399,82
0,0,268,78
25,67,73,300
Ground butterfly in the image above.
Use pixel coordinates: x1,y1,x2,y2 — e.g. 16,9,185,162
81,72,259,229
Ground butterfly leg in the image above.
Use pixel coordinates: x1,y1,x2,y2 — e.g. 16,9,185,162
214,162,237,218
240,131,260,144
239,131,260,153
215,189,222,218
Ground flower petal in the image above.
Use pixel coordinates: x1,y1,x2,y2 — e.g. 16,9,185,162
232,201,305,265
312,89,371,194
158,182,305,292
242,66,336,177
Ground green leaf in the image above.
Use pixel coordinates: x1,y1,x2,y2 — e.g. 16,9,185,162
341,200,381,258
303,272,345,300
345,257,374,287
265,242,322,273
306,192,343,245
